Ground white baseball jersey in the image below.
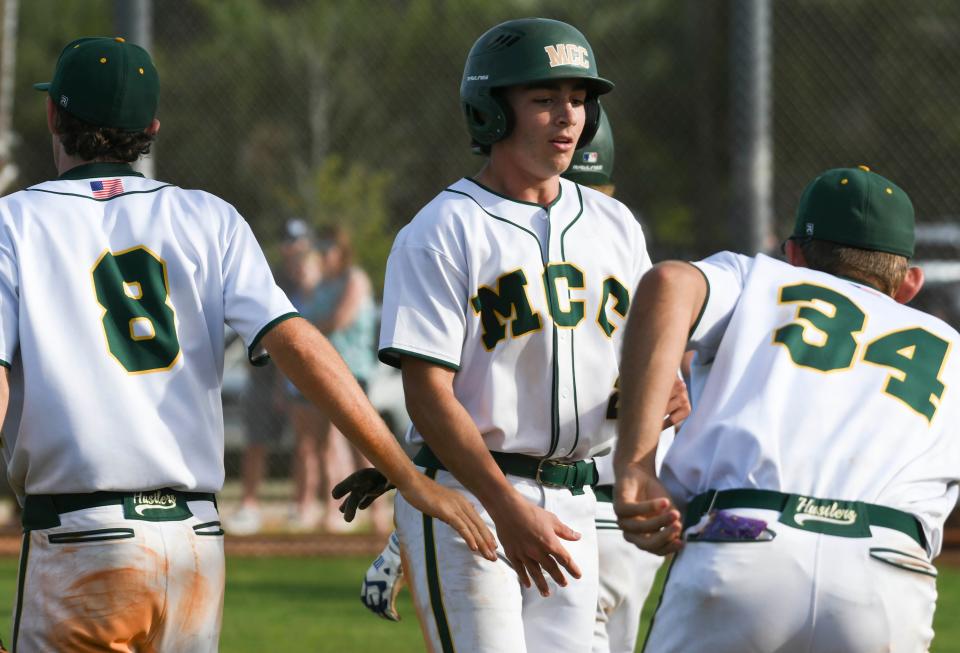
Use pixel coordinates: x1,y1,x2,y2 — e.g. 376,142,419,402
660,252,960,556
379,177,650,460
0,165,296,497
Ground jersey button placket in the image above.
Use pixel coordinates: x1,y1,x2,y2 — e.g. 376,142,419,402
548,205,577,460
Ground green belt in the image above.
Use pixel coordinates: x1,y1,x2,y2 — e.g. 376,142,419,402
23,490,217,531
413,446,598,495
594,484,614,503
684,488,926,548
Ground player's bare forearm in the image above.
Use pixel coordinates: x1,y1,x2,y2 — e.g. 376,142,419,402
265,318,416,487
615,261,706,479
614,262,705,555
264,319,497,559
401,357,520,512
402,357,583,594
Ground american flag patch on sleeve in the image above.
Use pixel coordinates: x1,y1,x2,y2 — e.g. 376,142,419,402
90,178,124,199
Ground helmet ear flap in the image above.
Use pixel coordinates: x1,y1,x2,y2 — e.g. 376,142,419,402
576,97,602,149
463,93,512,146
491,91,514,143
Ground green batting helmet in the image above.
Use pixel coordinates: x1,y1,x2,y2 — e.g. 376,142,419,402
563,108,613,186
461,18,614,148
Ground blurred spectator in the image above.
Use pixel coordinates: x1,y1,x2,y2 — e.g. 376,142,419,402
223,363,287,535
224,219,388,534
289,225,388,533
223,219,309,535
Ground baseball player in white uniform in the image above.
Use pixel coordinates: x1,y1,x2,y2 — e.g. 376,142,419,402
378,18,686,653
615,166,960,652
347,111,683,651
2,36,493,653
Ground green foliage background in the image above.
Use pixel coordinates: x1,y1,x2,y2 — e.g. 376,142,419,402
14,0,960,284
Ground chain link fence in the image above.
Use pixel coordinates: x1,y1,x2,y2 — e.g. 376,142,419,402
1,0,958,536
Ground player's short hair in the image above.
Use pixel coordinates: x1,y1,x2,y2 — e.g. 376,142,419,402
54,105,154,163
800,238,908,296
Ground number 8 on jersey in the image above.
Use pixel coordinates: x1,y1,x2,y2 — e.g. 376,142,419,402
91,245,181,374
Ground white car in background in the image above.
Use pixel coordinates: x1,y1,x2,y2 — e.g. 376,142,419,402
910,222,960,329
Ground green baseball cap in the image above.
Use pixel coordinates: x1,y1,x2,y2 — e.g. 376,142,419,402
792,166,915,258
34,37,159,131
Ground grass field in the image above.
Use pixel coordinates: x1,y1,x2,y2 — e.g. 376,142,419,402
0,555,957,651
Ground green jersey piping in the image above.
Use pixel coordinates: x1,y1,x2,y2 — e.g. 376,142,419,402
462,177,563,210
378,346,461,372
544,202,561,458
442,188,544,254
688,263,711,338
248,312,300,365
423,468,457,653
558,184,586,455
559,184,586,252
640,551,680,652
26,184,176,203
443,182,587,459
11,534,28,651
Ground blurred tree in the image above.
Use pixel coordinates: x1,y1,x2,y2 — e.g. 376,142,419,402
11,0,113,187
10,0,960,273
774,1,960,233
295,155,393,297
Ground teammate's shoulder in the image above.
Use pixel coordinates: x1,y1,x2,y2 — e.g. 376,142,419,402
0,187,32,207
434,177,516,216
564,179,616,206
566,180,638,223
390,180,477,251
161,184,231,207
692,250,759,284
0,188,34,224
403,179,487,229
699,250,758,269
156,185,252,225
569,179,615,203
427,178,487,212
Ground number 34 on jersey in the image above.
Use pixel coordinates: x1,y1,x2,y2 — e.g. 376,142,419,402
774,282,949,423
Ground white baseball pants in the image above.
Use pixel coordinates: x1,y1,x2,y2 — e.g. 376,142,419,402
643,508,936,653
593,499,663,653
12,499,224,652
395,467,599,653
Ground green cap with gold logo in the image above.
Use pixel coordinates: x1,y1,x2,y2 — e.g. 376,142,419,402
792,166,915,258
34,37,159,132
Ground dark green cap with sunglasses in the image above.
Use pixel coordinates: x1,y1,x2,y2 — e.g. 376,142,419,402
34,37,159,132
792,166,915,258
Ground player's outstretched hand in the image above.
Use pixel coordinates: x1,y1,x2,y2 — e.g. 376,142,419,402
489,496,582,597
615,467,683,556
662,375,691,430
332,467,394,522
398,475,498,562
